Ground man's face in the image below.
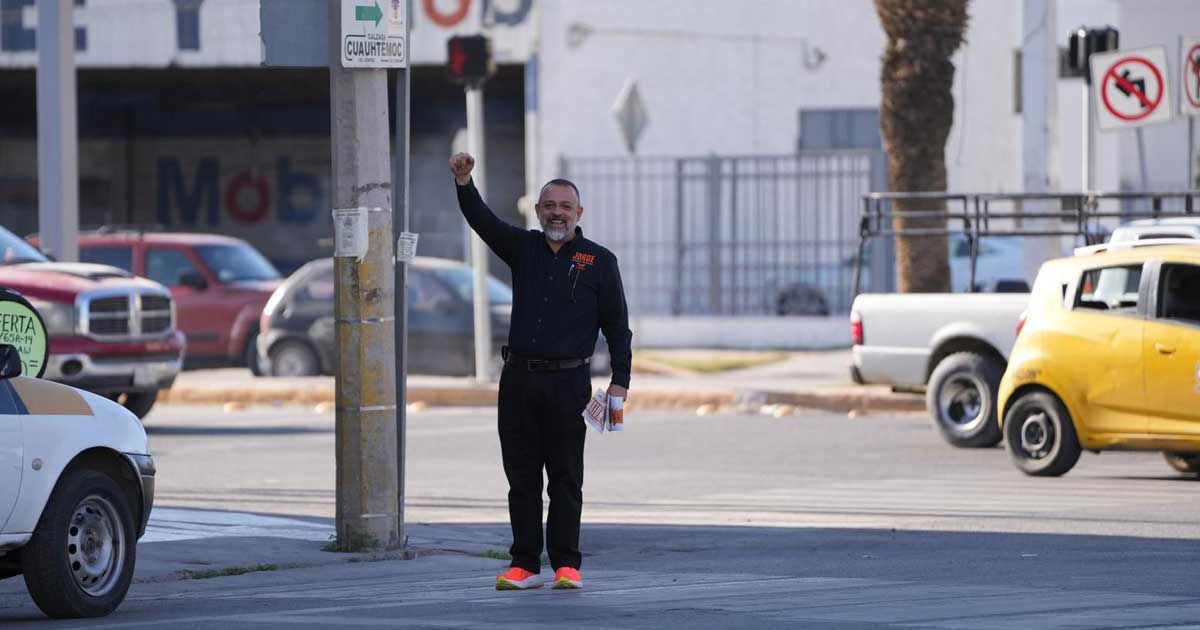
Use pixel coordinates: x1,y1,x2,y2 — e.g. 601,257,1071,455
537,184,583,243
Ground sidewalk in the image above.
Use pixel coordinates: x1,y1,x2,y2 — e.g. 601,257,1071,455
158,350,924,414
0,509,507,601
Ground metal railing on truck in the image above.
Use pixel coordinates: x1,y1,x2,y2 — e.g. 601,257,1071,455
853,190,1200,298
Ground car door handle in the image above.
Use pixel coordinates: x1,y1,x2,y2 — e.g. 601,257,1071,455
1155,343,1176,355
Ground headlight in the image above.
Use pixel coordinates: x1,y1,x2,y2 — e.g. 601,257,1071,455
26,299,76,335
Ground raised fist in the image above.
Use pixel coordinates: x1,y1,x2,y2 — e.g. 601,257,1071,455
449,153,475,185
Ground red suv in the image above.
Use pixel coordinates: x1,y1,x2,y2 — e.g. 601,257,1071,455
68,230,282,374
2,226,184,417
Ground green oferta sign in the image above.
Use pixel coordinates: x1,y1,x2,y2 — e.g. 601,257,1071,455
0,291,48,378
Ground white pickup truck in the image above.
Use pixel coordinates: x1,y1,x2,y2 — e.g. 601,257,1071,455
850,293,1029,447
850,217,1200,448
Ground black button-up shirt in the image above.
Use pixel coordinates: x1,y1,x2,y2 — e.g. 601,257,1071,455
456,180,632,388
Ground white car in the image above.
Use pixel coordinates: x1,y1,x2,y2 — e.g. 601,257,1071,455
0,341,154,618
1108,217,1200,243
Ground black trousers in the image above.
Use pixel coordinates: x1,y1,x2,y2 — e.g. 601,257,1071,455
497,362,591,573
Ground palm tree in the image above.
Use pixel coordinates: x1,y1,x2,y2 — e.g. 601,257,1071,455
875,0,968,292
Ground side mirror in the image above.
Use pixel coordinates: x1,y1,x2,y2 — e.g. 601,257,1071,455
178,270,208,291
0,344,22,379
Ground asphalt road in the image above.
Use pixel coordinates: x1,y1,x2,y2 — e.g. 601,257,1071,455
144,402,1200,538
2,403,1200,628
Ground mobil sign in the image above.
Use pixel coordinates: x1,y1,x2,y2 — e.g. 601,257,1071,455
409,0,535,63
149,139,334,263
156,154,327,229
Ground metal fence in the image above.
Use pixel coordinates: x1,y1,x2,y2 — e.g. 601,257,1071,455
853,190,1200,296
561,151,885,316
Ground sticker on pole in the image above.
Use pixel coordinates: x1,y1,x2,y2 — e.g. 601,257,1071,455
333,207,370,261
396,232,419,263
1090,46,1172,130
340,0,407,68
1181,38,1200,116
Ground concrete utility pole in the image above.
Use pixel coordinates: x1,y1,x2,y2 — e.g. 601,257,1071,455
329,0,399,551
36,0,79,262
466,86,493,381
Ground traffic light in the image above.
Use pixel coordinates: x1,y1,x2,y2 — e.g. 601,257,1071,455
447,35,495,87
1067,26,1119,83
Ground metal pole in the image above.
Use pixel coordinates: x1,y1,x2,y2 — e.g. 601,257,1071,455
329,0,399,552
523,53,541,230
1082,82,1091,191
36,0,78,261
673,158,685,315
391,0,413,547
466,86,493,380
1190,117,1195,189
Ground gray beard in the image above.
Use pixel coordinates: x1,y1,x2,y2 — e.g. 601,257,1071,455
543,226,569,242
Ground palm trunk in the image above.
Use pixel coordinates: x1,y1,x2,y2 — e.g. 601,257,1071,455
875,0,968,292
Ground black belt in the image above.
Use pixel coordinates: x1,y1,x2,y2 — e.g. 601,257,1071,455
502,347,589,372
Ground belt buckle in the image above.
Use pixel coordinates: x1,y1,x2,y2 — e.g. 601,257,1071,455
527,359,546,372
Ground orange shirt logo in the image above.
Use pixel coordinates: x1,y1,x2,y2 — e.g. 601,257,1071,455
572,252,595,271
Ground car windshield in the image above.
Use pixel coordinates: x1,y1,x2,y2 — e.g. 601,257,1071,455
0,226,48,264
196,244,281,283
436,266,513,305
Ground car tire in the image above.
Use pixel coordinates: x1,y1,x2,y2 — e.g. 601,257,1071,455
1003,390,1081,477
120,391,157,420
21,469,137,619
1162,452,1200,474
776,284,830,316
244,331,265,377
926,352,1004,448
269,341,320,377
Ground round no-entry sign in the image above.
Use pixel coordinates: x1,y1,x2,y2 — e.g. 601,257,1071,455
1090,46,1173,131
1182,39,1200,115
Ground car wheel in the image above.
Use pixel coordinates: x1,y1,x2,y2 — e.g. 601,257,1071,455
21,469,137,618
926,352,1004,448
1003,390,1081,477
244,331,265,376
120,391,158,420
1162,452,1200,474
776,284,830,316
269,341,320,377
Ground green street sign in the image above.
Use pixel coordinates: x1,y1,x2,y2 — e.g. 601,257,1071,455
339,0,407,68
355,1,382,26
0,290,48,378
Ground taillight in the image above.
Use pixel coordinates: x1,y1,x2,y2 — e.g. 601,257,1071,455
850,310,864,345
1016,310,1027,337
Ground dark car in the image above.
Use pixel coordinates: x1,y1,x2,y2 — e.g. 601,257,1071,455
258,256,609,377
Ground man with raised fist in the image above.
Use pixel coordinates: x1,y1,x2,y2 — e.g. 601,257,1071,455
450,152,632,591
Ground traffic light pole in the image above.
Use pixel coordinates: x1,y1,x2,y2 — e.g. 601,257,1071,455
466,85,493,380
330,2,400,552
1082,83,1092,190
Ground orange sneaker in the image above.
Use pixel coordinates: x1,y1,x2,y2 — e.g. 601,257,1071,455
552,567,582,589
496,567,544,590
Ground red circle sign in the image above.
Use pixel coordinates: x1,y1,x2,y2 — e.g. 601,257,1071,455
1185,43,1200,109
423,0,470,27
1101,56,1164,122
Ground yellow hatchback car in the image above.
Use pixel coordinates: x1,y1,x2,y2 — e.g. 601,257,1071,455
998,240,1200,476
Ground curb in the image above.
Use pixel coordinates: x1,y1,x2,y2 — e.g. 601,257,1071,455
157,383,923,414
